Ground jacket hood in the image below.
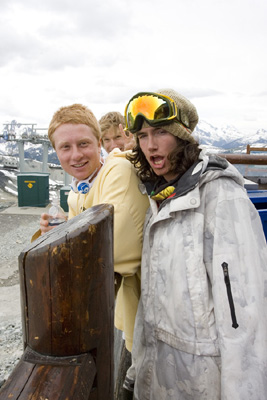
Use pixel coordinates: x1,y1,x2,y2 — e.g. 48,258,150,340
199,151,244,188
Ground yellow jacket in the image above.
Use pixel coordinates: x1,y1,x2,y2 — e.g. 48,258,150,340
68,149,149,351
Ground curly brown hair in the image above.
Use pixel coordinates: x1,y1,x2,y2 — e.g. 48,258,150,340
127,137,201,183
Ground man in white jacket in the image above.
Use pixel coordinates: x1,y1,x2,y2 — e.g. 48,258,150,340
124,89,267,399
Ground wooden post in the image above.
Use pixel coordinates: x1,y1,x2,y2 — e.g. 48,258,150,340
0,204,114,400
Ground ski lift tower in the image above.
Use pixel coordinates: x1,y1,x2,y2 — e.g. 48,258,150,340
2,122,51,207
2,122,51,172
17,124,51,173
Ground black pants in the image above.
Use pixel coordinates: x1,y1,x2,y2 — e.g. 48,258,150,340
114,328,133,400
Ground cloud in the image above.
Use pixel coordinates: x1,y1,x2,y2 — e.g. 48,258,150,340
179,88,223,99
0,0,130,73
254,91,267,97
0,0,266,134
0,25,42,68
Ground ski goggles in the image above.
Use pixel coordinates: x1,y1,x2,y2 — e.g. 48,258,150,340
124,92,189,133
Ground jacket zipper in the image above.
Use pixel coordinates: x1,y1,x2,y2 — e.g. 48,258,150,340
221,262,239,329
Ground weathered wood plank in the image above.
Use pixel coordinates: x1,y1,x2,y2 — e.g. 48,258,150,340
0,204,114,400
0,360,35,400
1,351,96,400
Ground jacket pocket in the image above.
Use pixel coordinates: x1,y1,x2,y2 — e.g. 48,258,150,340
155,327,220,356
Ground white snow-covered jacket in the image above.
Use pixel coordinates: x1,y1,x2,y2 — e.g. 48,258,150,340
131,152,267,400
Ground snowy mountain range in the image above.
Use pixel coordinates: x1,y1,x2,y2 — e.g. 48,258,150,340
0,120,266,164
0,120,266,199
194,121,267,152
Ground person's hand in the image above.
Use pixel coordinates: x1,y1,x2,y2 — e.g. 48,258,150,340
39,213,55,235
119,124,136,151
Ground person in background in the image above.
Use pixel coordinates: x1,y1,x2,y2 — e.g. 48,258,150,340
99,111,135,153
123,89,267,399
36,103,149,399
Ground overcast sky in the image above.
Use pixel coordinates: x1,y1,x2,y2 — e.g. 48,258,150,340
0,0,266,135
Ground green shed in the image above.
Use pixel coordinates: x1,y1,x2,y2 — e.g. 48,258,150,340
17,173,49,207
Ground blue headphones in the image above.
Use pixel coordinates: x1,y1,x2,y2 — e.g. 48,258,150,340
77,180,90,194
70,177,91,194
70,162,104,194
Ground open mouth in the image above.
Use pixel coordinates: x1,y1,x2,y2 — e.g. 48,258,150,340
151,156,164,167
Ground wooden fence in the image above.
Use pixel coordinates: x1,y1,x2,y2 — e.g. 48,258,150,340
219,153,267,165
246,145,267,154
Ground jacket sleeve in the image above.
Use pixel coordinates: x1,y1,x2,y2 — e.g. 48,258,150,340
97,157,149,277
204,180,267,398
